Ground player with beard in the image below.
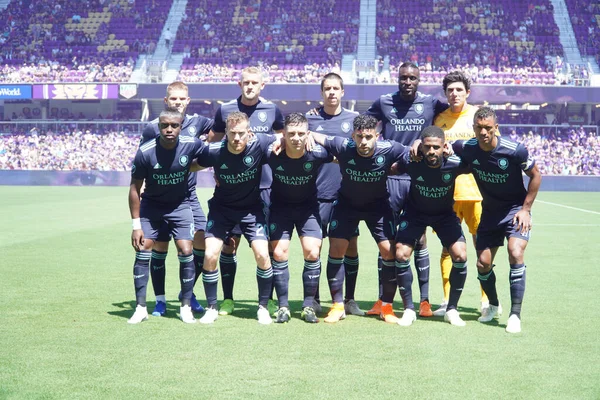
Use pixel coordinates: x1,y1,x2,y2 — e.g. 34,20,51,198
207,67,284,317
365,62,448,317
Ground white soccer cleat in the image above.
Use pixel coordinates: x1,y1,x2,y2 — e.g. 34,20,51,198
481,301,503,316
433,301,448,317
505,314,522,334
344,299,365,316
397,308,417,327
257,306,273,325
444,309,466,327
180,305,196,324
127,305,148,324
478,304,500,322
199,307,219,324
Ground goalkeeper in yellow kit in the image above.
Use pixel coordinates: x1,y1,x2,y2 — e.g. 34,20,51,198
432,71,499,317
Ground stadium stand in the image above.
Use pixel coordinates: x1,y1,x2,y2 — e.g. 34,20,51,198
564,0,600,64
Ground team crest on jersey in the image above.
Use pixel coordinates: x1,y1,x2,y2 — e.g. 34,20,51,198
442,173,452,183
179,155,189,167
330,220,338,230
269,223,277,233
375,155,385,166
207,220,214,230
189,126,196,135
303,162,313,172
399,220,409,231
131,164,136,174
341,122,351,133
414,104,424,115
498,158,509,170
243,155,254,166
257,111,268,123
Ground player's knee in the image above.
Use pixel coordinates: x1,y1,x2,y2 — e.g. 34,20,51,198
476,258,492,273
254,250,271,269
346,237,359,256
452,252,467,264
415,234,427,249
272,246,289,262
304,246,320,262
153,241,169,252
177,244,193,256
507,243,525,264
193,231,205,249
395,246,411,262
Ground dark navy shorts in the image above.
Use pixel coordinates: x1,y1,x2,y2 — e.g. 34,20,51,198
319,199,359,239
228,188,271,238
396,209,465,249
205,199,268,243
140,201,194,242
476,205,531,250
156,192,206,242
269,203,322,241
328,200,395,243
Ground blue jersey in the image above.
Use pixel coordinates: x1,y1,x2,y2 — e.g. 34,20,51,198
132,136,205,206
266,144,333,206
140,114,214,191
213,96,285,189
366,91,447,180
306,107,358,200
197,134,277,209
395,153,470,216
455,137,535,211
321,136,407,209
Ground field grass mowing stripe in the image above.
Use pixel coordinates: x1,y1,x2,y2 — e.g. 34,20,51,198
537,200,600,215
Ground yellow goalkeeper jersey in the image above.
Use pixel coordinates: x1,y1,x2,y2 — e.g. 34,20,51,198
434,104,482,201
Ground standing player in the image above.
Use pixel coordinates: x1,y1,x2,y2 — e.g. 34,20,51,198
366,62,448,317
311,114,408,324
453,107,541,333
197,112,278,325
432,71,490,316
139,81,214,318
266,113,333,323
306,72,364,316
208,66,284,316
128,108,205,324
393,126,470,327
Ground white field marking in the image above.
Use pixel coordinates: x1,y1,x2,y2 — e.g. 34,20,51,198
537,200,600,216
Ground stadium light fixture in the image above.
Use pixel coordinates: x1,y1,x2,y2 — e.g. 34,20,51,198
281,100,287,105
319,101,324,105
596,104,600,108
204,100,211,105
522,103,530,108
306,101,311,105
217,100,224,105
541,103,548,108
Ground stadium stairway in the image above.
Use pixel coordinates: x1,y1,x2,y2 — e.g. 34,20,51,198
356,0,377,60
550,0,585,65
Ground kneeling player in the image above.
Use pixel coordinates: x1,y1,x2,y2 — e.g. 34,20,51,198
266,113,333,323
394,126,470,326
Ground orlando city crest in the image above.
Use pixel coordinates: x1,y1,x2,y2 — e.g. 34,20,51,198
399,220,409,231
375,155,385,166
269,223,277,233
131,164,136,174
179,155,189,167
304,162,313,172
498,158,509,170
189,126,196,135
341,121,351,133
442,173,452,183
257,111,268,123
414,103,424,115
243,155,254,166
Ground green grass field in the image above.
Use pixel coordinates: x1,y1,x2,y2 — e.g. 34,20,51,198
1,187,599,399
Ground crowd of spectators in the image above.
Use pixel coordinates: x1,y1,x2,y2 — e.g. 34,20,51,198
178,62,340,83
1,125,598,175
513,126,600,175
0,60,134,83
565,0,600,65
376,0,565,80
0,130,139,171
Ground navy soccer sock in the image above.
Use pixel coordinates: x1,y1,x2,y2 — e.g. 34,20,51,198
219,253,237,300
380,259,397,304
256,266,274,307
202,269,219,308
344,255,359,301
377,253,383,298
509,264,526,318
447,261,467,311
178,253,195,306
302,259,321,308
478,269,499,306
272,260,290,308
133,250,152,306
414,245,430,302
326,256,345,304
192,248,205,286
150,250,167,298
395,259,415,310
